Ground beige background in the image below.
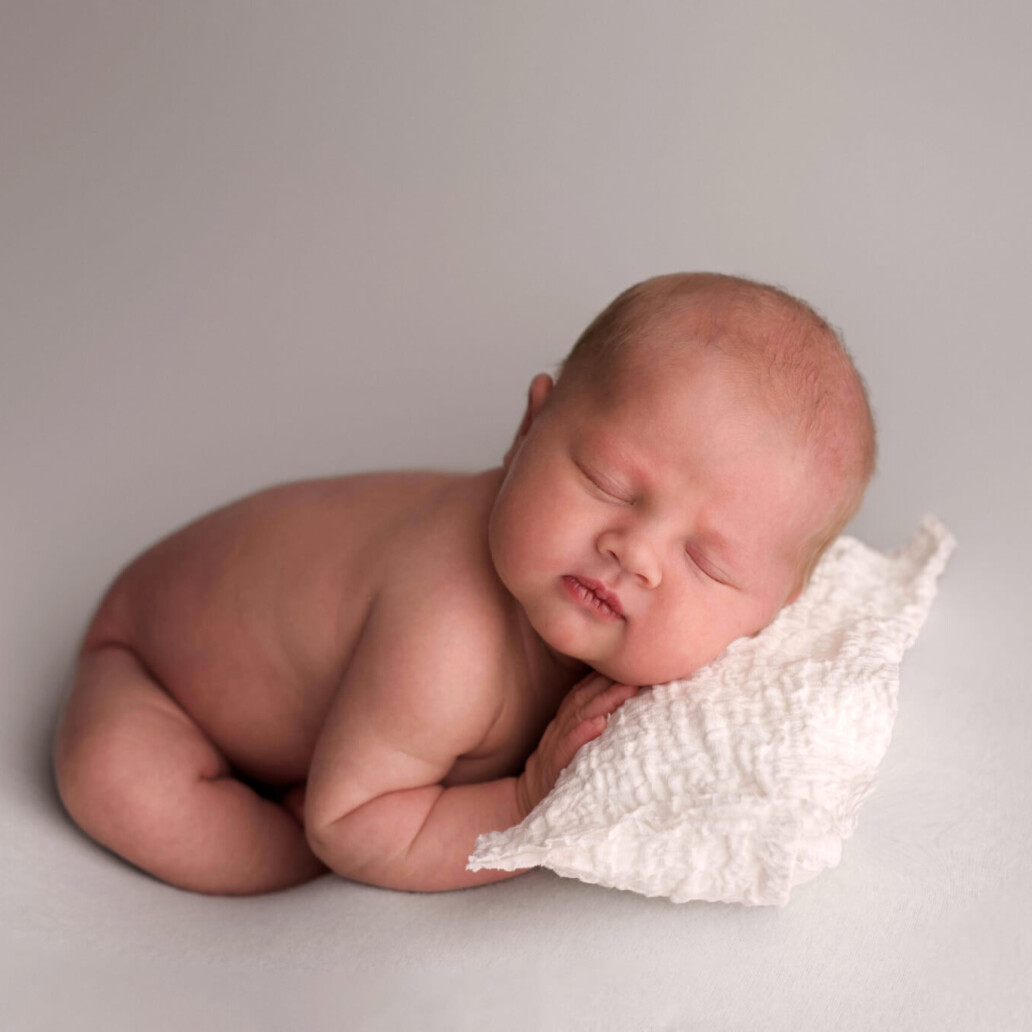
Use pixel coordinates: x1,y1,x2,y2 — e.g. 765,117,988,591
2,2,1029,1029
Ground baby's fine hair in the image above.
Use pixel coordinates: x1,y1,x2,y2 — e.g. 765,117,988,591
556,272,877,584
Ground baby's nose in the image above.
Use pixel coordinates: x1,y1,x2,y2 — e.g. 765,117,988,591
597,529,662,588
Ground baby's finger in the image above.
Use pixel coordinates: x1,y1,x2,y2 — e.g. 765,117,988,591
580,682,640,722
561,687,639,757
568,670,613,701
558,712,610,768
558,672,614,721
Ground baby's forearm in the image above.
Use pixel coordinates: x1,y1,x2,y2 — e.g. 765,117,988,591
306,777,530,892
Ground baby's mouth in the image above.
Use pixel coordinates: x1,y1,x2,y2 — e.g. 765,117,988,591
562,575,625,620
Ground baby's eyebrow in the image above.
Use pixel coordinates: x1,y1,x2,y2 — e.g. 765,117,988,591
588,433,641,473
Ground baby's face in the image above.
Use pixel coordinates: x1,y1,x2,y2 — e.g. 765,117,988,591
488,347,838,686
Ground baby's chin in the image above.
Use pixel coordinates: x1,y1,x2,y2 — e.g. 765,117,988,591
536,624,710,686
590,656,702,688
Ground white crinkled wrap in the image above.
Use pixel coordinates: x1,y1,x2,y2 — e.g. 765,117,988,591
468,517,955,906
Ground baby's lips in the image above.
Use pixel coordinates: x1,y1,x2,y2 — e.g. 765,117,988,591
570,574,624,617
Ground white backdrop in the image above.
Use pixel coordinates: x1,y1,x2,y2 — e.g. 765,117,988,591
3,3,1030,1029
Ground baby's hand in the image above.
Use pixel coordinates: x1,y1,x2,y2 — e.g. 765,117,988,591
516,672,640,819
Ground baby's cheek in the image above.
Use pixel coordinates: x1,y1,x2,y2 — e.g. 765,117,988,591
489,504,540,585
625,615,703,685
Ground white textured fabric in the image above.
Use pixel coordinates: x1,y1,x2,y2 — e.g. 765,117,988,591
468,517,955,906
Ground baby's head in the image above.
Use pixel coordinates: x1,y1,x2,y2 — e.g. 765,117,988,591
556,273,876,580
489,273,876,685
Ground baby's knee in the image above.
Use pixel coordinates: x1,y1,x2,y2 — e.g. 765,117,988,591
54,707,154,840
57,696,187,847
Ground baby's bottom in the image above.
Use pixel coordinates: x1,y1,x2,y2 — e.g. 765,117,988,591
54,645,326,895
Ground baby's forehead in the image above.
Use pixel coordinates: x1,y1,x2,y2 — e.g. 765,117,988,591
593,336,770,415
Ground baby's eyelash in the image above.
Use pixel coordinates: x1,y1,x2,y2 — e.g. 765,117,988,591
574,461,605,491
686,548,727,584
580,465,632,503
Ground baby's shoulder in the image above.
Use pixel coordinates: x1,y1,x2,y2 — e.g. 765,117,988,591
383,473,509,615
374,471,520,663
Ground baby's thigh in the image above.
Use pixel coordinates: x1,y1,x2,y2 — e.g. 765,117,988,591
55,645,232,829
56,644,324,893
84,524,328,784
140,644,317,787
87,605,315,788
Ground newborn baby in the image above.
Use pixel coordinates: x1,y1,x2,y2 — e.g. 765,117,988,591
54,273,876,896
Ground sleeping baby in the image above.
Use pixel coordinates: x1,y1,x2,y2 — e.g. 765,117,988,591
54,272,876,895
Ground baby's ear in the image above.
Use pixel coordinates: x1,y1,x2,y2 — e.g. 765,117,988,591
503,374,554,468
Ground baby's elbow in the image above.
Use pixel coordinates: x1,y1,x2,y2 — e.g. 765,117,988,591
305,806,451,892
304,820,332,866
304,820,414,890
302,780,373,870
304,814,356,876
303,806,398,886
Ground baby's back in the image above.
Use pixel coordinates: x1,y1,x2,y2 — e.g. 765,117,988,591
84,472,459,783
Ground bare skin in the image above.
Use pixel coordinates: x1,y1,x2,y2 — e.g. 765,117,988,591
55,469,636,893
54,329,856,897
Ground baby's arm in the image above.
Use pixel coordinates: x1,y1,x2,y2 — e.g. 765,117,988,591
516,671,640,818
304,586,524,892
304,585,636,892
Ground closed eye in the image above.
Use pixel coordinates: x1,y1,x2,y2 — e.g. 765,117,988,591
577,463,633,504
686,548,731,586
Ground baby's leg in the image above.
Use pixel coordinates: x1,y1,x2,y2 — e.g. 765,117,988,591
54,644,326,895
